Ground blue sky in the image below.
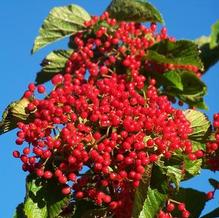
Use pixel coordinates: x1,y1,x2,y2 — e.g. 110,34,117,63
0,1,219,217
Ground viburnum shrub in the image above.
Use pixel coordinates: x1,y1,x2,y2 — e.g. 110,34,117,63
1,1,219,218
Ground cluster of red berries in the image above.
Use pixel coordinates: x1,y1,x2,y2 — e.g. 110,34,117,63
157,202,190,218
206,113,219,171
12,12,203,217
65,12,199,83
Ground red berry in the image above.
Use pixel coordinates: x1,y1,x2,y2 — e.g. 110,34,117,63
13,151,20,158
37,85,46,93
166,203,175,212
44,171,53,179
62,186,71,195
206,191,214,200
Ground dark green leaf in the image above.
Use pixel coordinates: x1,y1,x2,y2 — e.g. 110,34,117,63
173,188,206,218
184,109,211,142
107,0,164,23
23,175,70,218
210,20,219,49
184,159,202,176
147,40,204,70
138,188,166,218
161,70,207,109
150,164,169,194
209,178,219,190
45,181,70,218
72,200,99,218
80,208,109,218
36,49,73,84
201,207,219,218
195,20,219,72
32,5,90,53
13,203,27,218
178,71,206,95
0,98,30,135
162,71,183,90
132,165,153,218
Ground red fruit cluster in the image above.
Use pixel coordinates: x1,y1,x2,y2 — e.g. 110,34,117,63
157,202,190,218
12,13,199,217
206,113,219,171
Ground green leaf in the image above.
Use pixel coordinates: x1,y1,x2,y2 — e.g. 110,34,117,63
209,178,219,190
106,0,164,23
138,187,166,218
184,159,202,176
173,188,206,218
210,20,219,49
162,71,183,90
184,109,211,142
36,49,73,84
159,70,207,109
32,5,91,53
0,98,30,135
132,164,153,218
195,20,219,72
150,164,169,194
80,208,109,218
166,166,182,190
198,39,219,72
24,175,48,218
13,203,27,218
23,174,70,218
184,109,210,153
178,71,206,95
72,200,99,218
45,182,70,218
147,40,204,70
201,207,219,218
192,141,206,152
157,163,182,190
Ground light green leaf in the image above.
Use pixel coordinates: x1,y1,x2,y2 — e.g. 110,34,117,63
210,20,219,49
24,176,48,218
166,166,182,190
32,5,90,53
147,40,204,70
107,0,164,23
191,141,206,152
132,165,153,218
23,175,70,218
36,49,73,84
157,163,182,190
184,109,211,142
173,188,206,218
184,159,202,176
0,98,30,135
138,188,166,218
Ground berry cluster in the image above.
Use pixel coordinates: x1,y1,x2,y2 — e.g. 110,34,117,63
12,12,201,217
206,113,219,171
157,201,190,218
